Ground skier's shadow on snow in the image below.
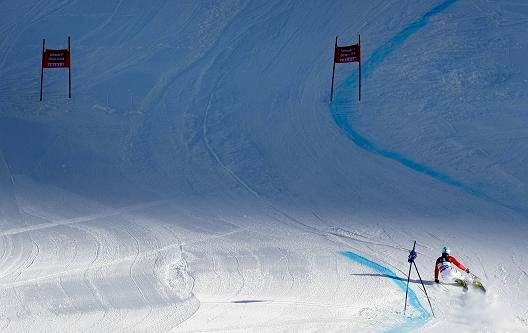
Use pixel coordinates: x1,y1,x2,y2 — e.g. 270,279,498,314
350,273,435,285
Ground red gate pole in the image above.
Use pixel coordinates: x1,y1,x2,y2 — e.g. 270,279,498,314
40,39,45,101
68,36,71,98
358,34,361,102
330,36,338,102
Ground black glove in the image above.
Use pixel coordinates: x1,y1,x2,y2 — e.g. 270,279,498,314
434,279,439,283
465,268,470,273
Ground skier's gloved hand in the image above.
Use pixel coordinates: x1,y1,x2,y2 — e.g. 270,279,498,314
465,268,470,273
434,279,439,283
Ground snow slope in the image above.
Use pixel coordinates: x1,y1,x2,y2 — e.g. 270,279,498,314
1,0,527,331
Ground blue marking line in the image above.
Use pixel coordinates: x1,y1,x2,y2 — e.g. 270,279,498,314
331,0,490,198
335,2,468,331
330,0,524,214
341,251,430,332
361,0,458,81
327,0,526,215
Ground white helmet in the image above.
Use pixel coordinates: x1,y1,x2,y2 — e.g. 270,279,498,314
442,246,450,255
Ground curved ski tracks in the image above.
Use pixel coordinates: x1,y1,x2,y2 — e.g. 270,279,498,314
0,202,198,332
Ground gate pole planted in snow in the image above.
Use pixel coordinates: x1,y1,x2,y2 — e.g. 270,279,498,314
330,36,337,102
403,240,416,315
40,39,45,101
413,260,435,317
404,241,435,317
68,36,71,98
358,34,361,102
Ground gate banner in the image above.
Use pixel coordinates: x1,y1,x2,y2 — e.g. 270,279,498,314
334,44,360,63
43,49,70,68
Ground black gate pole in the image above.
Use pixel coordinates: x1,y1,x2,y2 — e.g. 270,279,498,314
358,34,361,102
413,261,435,317
330,36,338,102
403,240,416,315
68,36,71,98
40,39,45,101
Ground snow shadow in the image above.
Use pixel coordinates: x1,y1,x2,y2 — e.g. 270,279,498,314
350,273,435,286
231,300,269,304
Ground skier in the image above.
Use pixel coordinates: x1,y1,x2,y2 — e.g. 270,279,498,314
434,246,470,287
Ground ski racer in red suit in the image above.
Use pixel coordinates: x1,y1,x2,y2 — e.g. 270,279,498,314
434,246,470,287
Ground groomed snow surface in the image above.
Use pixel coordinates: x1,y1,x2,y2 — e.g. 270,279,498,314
1,0,528,331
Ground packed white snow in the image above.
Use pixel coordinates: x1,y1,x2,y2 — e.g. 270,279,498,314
1,0,527,331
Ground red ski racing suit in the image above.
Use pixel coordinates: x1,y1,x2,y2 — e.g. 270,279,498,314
435,255,467,282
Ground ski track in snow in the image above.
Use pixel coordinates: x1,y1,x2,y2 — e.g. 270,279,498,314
0,200,168,238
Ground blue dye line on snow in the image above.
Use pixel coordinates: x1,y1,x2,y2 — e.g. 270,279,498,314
334,3,460,331
361,0,458,81
328,0,516,207
341,251,430,332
